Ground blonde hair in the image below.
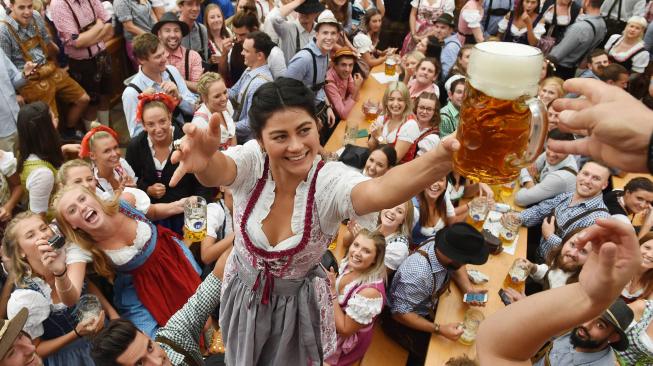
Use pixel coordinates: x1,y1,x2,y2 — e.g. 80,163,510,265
342,229,387,286
406,50,425,63
539,76,565,100
2,211,42,288
625,16,647,40
382,81,413,122
57,159,93,187
52,184,118,281
87,122,118,159
378,200,415,240
197,72,224,98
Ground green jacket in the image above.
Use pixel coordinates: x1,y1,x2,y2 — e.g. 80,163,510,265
439,102,460,138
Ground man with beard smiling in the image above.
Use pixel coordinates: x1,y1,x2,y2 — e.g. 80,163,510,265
153,13,203,93
178,0,209,62
520,161,612,261
532,299,633,366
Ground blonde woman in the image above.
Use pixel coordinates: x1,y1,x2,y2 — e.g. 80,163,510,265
42,185,202,338
379,201,414,273
325,229,386,366
192,72,236,150
605,16,650,74
538,76,565,107
4,212,113,365
368,81,420,163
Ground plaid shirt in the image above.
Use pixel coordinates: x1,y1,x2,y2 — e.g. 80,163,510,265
0,12,50,69
519,191,610,259
389,240,450,318
155,273,222,366
50,0,110,60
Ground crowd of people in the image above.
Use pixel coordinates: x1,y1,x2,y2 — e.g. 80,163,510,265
0,0,651,365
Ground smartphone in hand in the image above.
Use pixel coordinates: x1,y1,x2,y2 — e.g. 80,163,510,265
463,292,488,304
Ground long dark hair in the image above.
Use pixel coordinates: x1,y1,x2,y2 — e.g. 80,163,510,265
417,179,448,226
323,0,350,25
17,101,63,172
249,77,317,139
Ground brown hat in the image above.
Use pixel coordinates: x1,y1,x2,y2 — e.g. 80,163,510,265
0,308,29,360
333,47,357,61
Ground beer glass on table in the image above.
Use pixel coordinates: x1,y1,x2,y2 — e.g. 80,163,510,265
499,211,522,246
453,42,548,184
459,309,485,345
362,99,380,124
466,197,490,230
385,56,397,76
502,258,530,293
184,196,207,242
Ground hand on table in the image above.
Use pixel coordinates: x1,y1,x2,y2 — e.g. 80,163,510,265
439,322,464,341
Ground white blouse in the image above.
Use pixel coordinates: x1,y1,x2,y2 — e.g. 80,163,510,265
461,9,483,28
207,201,233,239
372,117,421,145
385,233,410,271
336,277,383,325
498,17,546,40
94,158,138,197
66,220,152,266
224,141,378,251
604,34,650,73
543,7,571,26
413,191,455,236
191,102,236,145
0,150,16,206
24,154,55,214
416,129,440,157
7,278,67,338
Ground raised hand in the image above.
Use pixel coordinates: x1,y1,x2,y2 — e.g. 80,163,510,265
169,112,223,187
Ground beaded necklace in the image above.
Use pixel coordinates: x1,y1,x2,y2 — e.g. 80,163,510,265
240,156,325,304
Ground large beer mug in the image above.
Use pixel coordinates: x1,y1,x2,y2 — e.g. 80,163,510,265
453,42,548,184
184,196,207,242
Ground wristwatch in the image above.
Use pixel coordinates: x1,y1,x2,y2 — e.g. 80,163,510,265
434,323,440,334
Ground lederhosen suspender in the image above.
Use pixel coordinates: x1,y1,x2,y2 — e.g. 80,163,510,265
61,0,96,58
232,73,272,120
300,47,328,92
1,20,49,63
184,47,191,81
415,248,451,320
534,165,577,183
552,206,609,238
187,21,207,60
128,68,187,126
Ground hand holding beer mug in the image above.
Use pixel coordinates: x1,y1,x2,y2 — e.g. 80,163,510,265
459,309,485,345
502,258,531,293
453,42,548,184
184,196,207,242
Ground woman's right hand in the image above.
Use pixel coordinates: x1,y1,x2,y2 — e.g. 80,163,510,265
75,310,105,336
170,112,223,187
37,240,67,276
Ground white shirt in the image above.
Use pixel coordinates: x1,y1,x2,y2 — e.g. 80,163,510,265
224,140,378,251
191,102,236,144
207,201,233,239
93,158,137,197
268,46,288,79
24,154,54,214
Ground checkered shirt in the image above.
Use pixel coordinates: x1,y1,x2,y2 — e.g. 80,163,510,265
0,12,50,69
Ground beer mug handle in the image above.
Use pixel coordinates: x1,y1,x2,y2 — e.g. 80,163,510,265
521,97,549,164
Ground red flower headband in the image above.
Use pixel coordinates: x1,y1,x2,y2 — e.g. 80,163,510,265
79,125,119,158
135,93,179,124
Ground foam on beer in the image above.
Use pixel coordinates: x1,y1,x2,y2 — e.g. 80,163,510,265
467,42,543,101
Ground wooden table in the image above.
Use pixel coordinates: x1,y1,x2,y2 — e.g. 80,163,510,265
424,188,528,365
612,173,653,190
324,65,389,153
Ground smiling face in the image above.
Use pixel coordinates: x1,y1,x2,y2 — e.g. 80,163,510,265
142,106,173,145
57,188,106,233
363,149,390,178
333,56,355,80
575,162,610,199
203,79,229,113
571,318,618,350
590,54,610,75
66,166,97,192
559,233,590,272
158,23,182,51
538,83,561,106
547,105,560,131
206,7,224,33
140,44,167,73
315,23,339,53
624,189,653,215
89,135,122,171
425,176,447,200
415,98,436,125
404,55,420,74
416,37,427,54
347,234,377,272
10,0,34,27
433,23,452,41
415,60,437,85
545,144,568,166
14,215,52,266
640,240,653,270
258,108,321,179
0,332,41,366
241,38,261,68
386,90,407,118
179,0,200,21
115,331,171,366
380,203,408,231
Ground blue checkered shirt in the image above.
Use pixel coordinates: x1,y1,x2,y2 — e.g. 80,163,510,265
389,241,450,318
0,12,50,70
519,191,610,259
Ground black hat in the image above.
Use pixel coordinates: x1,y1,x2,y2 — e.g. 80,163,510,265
0,308,28,360
295,0,325,14
152,12,190,38
435,223,489,265
600,298,634,351
435,13,455,28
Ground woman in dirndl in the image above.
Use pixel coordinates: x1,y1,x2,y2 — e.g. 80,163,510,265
169,77,458,365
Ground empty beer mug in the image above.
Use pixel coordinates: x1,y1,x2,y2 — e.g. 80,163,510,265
453,42,548,184
459,309,485,345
